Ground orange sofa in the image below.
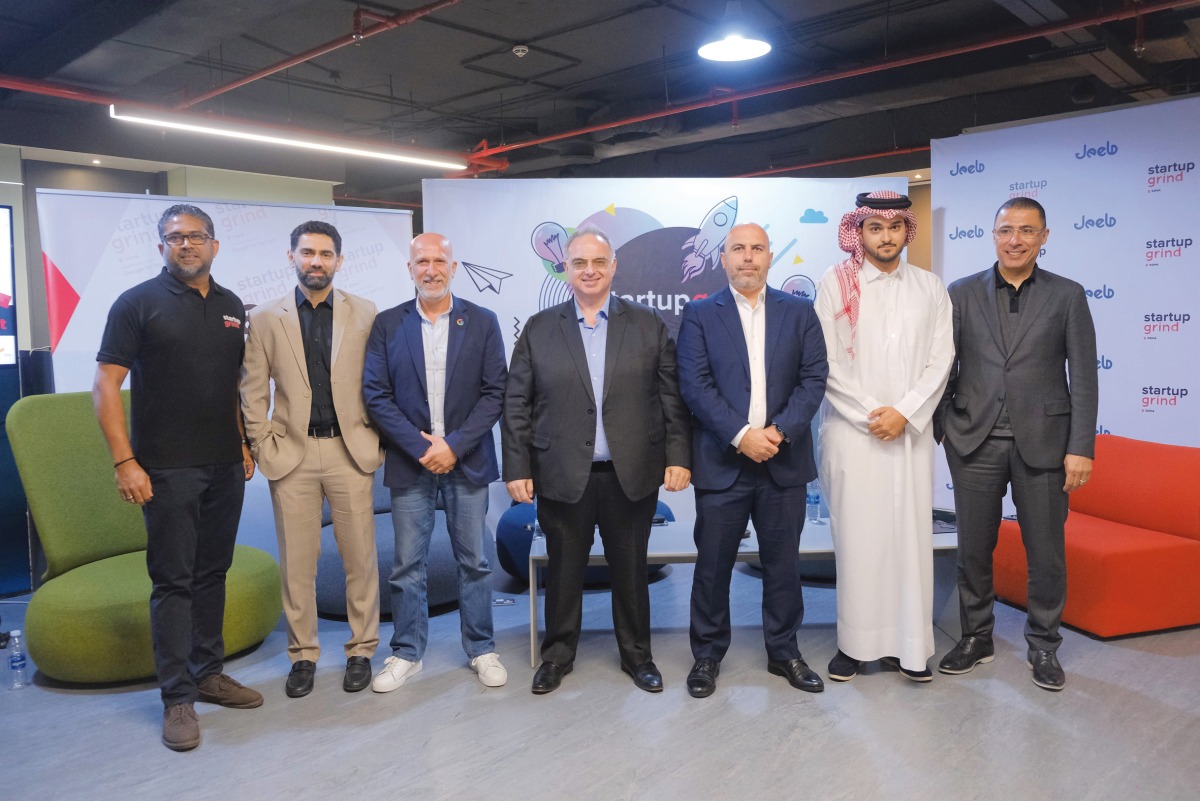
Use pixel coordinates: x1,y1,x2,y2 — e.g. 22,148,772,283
993,434,1200,638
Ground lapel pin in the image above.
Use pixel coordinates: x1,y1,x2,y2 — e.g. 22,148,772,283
456,317,465,326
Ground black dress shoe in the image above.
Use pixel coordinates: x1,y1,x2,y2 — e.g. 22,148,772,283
767,657,825,693
285,660,315,698
531,661,572,694
621,661,663,693
937,636,995,675
344,656,372,692
686,658,720,698
1028,650,1065,691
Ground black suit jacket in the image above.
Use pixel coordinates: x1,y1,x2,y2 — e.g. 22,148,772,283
502,295,691,504
934,265,1098,468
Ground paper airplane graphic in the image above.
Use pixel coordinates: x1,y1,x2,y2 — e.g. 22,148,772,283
461,261,513,294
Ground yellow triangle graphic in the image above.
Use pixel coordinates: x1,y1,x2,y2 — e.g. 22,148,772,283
793,255,804,264
605,204,616,216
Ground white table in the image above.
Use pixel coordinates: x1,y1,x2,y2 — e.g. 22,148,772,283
527,520,959,667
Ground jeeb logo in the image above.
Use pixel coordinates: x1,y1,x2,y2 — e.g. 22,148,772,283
1095,424,1112,435
1096,355,1113,370
1143,311,1191,339
948,224,985,241
1085,284,1115,300
1076,141,1118,159
1146,161,1194,191
949,160,985,176
1145,236,1192,266
1141,385,1189,411
1074,213,1117,230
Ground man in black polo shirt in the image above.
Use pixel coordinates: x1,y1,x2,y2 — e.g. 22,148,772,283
94,203,262,752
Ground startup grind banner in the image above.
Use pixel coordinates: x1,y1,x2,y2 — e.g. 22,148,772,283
931,95,1200,509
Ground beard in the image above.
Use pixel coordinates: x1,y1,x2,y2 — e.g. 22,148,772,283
416,280,450,303
297,267,333,291
864,242,902,268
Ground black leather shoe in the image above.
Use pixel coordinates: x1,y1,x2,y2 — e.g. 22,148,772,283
687,658,720,698
882,656,933,683
343,656,372,692
1028,650,1065,691
827,650,862,682
531,661,572,694
621,661,663,693
768,657,825,693
285,660,315,698
937,636,995,675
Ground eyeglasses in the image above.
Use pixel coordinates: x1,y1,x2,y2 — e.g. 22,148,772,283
993,226,1045,240
162,232,214,246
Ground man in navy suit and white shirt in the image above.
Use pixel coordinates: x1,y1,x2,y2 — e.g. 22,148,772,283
362,232,509,691
934,197,1097,691
676,222,829,698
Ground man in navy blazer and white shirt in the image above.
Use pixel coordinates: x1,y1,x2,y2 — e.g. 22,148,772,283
362,232,509,691
934,197,1097,691
676,222,829,698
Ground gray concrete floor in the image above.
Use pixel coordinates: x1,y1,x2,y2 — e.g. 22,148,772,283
3,562,1199,801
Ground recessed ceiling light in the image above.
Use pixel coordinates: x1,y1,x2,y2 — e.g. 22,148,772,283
914,173,922,179
92,159,102,165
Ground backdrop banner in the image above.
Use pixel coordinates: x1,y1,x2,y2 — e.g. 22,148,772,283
36,189,414,392
931,95,1200,510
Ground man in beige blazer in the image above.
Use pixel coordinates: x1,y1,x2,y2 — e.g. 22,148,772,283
240,220,384,698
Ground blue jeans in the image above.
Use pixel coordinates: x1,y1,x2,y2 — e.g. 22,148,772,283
388,469,494,660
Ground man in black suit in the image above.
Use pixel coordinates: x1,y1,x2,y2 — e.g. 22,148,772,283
503,224,691,694
934,197,1097,691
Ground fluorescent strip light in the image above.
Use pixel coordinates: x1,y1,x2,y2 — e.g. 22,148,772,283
109,105,467,171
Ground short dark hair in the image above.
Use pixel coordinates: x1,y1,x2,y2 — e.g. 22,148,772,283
158,204,214,239
565,224,614,258
995,196,1046,226
290,220,342,254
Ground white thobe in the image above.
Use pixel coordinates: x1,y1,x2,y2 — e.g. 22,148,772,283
815,260,954,670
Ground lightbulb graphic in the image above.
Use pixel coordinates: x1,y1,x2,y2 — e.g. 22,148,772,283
531,222,568,274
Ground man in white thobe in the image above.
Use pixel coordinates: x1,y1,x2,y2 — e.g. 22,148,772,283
815,190,954,682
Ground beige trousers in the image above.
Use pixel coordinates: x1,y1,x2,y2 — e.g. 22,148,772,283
269,436,379,663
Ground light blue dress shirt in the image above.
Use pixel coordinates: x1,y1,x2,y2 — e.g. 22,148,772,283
575,295,611,462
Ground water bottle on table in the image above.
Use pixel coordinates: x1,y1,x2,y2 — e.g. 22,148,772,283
806,480,824,525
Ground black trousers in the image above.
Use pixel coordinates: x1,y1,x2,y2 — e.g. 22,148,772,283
536,466,658,668
945,437,1069,655
690,460,807,663
143,462,245,706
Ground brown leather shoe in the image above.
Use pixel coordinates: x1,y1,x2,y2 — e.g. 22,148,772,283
197,673,264,709
162,702,200,751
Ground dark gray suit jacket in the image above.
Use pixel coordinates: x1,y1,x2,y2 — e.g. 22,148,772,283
934,265,1098,468
502,295,691,504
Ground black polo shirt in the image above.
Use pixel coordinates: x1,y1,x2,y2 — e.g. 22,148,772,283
97,267,246,469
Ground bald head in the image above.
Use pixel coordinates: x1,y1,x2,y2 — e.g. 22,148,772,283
720,223,772,299
410,232,453,261
408,232,457,308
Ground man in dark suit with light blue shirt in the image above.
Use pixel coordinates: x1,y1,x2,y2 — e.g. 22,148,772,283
362,232,509,692
503,224,692,695
677,222,829,698
934,197,1097,691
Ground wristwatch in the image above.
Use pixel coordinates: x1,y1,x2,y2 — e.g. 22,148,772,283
772,423,790,444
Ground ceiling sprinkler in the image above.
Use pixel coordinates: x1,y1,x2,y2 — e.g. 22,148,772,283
512,45,530,58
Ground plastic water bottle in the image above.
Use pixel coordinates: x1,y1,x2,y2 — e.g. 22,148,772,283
8,629,28,690
806,480,824,524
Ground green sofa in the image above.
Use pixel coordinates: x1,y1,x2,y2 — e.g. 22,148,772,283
5,391,280,684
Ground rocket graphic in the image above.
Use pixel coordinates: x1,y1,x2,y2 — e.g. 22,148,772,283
681,196,738,282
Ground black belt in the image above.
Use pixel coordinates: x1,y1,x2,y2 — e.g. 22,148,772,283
590,460,615,472
308,424,341,438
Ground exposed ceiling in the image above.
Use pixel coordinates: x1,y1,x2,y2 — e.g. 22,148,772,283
2,0,1199,205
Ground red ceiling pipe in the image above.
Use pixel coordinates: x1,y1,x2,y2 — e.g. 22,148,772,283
174,0,462,110
0,75,125,105
740,146,932,177
470,0,1199,160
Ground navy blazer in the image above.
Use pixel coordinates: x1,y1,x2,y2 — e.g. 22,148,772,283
676,285,828,491
362,295,507,489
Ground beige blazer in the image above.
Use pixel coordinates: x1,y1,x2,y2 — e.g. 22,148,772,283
240,288,384,481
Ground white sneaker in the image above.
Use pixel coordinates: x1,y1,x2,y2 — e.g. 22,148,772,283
469,653,508,687
371,656,422,692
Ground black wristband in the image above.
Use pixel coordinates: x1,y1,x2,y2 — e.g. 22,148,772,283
114,456,137,468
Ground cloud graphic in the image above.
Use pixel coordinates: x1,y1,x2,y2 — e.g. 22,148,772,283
799,209,828,223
